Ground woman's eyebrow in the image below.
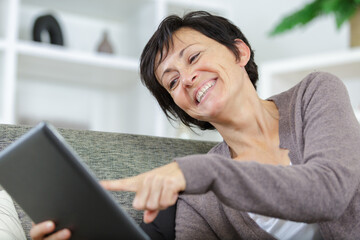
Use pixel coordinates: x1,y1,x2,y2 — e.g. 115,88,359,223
179,43,196,58
160,68,176,86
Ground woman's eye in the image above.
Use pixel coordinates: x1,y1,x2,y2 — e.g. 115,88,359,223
189,52,200,64
169,78,179,90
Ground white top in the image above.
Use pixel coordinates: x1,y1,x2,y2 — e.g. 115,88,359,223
248,212,323,240
0,190,26,240
248,161,323,240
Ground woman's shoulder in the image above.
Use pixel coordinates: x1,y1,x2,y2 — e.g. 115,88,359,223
299,71,346,93
296,71,349,107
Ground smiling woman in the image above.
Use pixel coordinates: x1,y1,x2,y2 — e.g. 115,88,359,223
153,27,255,127
30,11,360,240
141,11,258,131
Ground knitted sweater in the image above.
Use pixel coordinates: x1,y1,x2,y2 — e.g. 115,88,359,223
175,72,360,239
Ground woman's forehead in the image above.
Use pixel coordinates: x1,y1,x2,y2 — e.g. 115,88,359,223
154,28,209,68
172,28,207,45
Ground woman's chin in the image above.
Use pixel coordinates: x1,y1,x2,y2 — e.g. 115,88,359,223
194,103,224,122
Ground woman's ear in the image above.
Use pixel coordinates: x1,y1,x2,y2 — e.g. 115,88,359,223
234,39,251,67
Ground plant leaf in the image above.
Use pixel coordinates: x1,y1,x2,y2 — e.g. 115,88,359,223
270,0,323,36
334,1,357,27
321,0,342,13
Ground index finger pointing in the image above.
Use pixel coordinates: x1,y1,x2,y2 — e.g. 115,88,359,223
100,177,139,192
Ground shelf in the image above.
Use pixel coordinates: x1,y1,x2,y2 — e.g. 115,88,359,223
21,0,150,22
17,41,138,70
18,3,155,59
166,0,228,12
260,47,360,74
166,0,229,18
17,41,139,89
258,48,360,99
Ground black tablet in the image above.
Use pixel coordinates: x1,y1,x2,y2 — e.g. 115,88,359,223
0,122,150,240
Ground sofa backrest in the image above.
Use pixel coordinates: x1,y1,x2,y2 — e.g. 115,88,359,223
0,124,217,239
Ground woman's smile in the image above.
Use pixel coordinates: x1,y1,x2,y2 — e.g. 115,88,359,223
195,78,217,104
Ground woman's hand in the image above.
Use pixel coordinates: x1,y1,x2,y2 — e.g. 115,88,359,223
100,162,186,223
30,221,71,240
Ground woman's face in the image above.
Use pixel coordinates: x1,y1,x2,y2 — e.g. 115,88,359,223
155,27,250,124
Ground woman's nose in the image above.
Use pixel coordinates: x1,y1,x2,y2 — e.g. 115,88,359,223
181,73,197,87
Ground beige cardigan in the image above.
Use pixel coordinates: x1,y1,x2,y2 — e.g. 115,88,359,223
175,72,360,239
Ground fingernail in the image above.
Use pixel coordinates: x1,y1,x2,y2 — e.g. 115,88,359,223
60,229,70,238
46,221,54,229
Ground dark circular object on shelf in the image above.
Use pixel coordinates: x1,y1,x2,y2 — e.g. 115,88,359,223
32,14,64,46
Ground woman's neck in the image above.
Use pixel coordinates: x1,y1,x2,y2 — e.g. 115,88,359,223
212,97,280,159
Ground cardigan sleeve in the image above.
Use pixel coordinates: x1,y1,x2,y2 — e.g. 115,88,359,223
175,72,360,223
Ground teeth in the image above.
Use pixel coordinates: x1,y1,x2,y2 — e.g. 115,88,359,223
196,81,216,103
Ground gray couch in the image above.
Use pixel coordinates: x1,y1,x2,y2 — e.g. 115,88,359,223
0,124,217,239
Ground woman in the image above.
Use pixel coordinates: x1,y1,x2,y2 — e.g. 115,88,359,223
30,11,360,239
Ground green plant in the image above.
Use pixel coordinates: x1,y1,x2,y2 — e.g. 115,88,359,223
270,0,360,36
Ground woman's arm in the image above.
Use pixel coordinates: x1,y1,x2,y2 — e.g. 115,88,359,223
176,73,360,222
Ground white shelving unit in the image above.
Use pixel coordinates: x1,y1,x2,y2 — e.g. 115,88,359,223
0,0,229,137
0,40,5,49
258,47,360,122
16,41,139,89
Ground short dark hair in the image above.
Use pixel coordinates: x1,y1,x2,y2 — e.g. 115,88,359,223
140,11,258,130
